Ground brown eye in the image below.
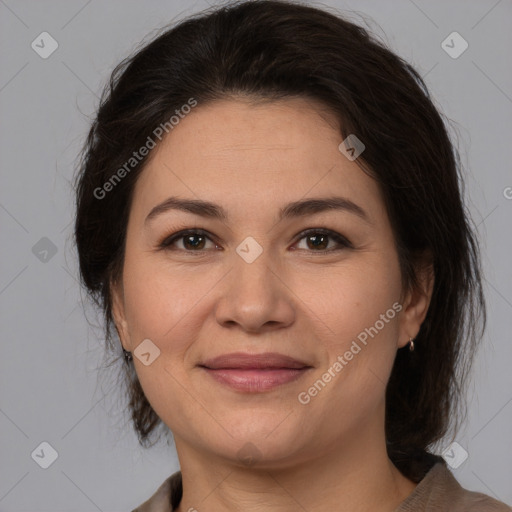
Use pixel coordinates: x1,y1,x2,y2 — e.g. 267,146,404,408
294,229,352,252
305,233,329,250
160,230,218,251
182,234,206,250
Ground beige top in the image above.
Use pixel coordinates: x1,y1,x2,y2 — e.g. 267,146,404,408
132,461,511,511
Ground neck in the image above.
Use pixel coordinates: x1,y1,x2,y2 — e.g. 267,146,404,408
174,419,417,512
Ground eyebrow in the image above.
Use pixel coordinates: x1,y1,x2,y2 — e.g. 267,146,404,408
145,196,372,226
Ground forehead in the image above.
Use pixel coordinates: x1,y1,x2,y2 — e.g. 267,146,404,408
131,97,386,226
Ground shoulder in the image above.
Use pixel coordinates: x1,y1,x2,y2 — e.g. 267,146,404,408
454,481,512,512
396,462,511,512
436,464,511,511
131,470,181,512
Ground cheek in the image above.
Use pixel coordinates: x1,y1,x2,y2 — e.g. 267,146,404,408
316,256,402,336
309,256,403,405
120,253,201,351
119,257,207,427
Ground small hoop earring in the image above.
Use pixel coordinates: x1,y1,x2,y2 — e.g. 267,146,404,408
123,348,133,361
408,337,415,352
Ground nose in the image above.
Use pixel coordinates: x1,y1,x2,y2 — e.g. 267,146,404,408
214,249,296,333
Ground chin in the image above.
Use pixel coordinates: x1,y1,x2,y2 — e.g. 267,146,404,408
218,423,302,462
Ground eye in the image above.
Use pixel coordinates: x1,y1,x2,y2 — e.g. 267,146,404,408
293,228,352,252
159,229,220,252
159,228,352,253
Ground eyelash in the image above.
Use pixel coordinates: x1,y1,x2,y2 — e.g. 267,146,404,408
158,228,353,254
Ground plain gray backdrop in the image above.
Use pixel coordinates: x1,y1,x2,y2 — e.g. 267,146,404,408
1,0,511,510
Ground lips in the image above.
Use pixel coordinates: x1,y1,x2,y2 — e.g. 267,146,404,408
198,352,312,392
199,352,310,370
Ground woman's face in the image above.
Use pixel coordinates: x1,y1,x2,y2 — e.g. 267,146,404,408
112,97,430,468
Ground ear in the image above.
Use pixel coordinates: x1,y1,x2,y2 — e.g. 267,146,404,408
397,254,435,349
110,277,131,352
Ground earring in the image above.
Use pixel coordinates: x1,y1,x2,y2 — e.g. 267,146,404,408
408,337,415,352
123,348,133,361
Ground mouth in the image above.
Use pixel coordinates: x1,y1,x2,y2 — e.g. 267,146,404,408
198,352,313,392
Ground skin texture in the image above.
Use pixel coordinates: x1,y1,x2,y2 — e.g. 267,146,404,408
112,97,434,511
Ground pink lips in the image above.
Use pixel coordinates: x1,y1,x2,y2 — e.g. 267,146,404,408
199,352,312,392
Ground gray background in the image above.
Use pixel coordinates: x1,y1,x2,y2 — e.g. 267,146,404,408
0,0,511,510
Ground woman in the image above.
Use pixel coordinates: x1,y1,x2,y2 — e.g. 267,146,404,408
73,1,511,510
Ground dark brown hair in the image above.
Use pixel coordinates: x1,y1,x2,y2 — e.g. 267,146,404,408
74,0,485,481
